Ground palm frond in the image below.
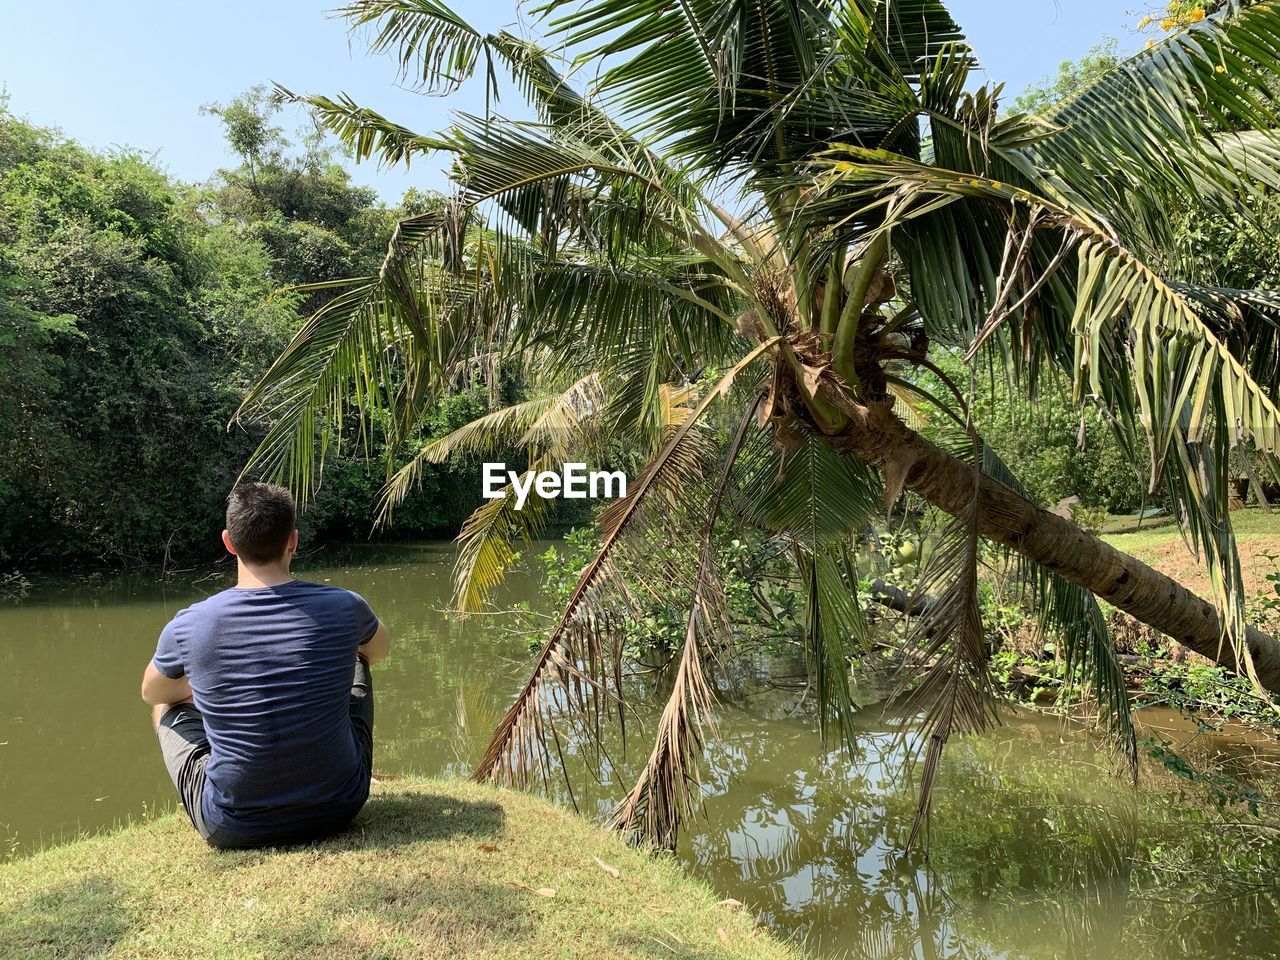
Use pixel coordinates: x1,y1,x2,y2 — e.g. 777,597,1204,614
733,417,881,747
515,255,740,363
377,373,605,526
868,0,968,83
452,457,556,614
896,431,999,847
339,0,490,94
739,420,884,545
472,340,779,786
276,87,453,167
608,396,763,847
235,212,483,501
1033,0,1280,238
799,542,871,752
539,0,854,174
445,113,703,241
487,32,664,170
402,395,559,466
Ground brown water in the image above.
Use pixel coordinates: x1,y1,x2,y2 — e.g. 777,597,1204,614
2,543,1278,959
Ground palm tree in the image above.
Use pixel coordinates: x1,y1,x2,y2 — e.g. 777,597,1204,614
239,0,1280,844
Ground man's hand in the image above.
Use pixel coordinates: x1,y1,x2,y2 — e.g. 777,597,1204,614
140,662,192,706
359,619,391,666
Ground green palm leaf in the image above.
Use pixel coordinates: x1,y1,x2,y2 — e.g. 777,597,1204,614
339,0,489,93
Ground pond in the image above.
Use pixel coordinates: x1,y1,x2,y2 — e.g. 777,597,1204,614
2,542,1278,959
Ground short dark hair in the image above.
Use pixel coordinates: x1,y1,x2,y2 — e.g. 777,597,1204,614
225,483,296,564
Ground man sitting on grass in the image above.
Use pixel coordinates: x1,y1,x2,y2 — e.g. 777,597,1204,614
139,482,391,849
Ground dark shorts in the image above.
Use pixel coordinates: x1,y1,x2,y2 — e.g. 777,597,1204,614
156,656,374,849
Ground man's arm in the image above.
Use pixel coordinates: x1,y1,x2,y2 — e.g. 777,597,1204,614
140,661,192,706
359,619,391,666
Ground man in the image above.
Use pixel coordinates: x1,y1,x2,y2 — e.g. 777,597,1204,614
140,482,391,849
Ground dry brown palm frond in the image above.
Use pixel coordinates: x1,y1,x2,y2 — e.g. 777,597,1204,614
897,505,992,846
607,394,763,848
894,433,1017,847
470,429,708,788
472,341,780,788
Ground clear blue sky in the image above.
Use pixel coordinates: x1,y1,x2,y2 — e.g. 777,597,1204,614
1,1,1141,202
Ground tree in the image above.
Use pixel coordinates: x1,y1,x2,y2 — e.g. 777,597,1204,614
201,90,504,541
0,105,302,565
240,0,1280,844
202,86,398,288
1012,38,1121,115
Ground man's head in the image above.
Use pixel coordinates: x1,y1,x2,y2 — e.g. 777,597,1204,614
223,483,298,566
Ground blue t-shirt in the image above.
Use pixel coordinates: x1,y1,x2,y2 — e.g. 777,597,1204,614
152,580,380,838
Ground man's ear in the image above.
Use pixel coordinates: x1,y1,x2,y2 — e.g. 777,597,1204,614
221,530,237,556
287,529,299,554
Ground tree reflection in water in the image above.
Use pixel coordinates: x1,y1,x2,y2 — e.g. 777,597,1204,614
674,696,1280,960
449,644,1278,960
679,709,984,958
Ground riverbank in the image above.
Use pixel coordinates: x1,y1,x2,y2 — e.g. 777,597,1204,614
1102,507,1280,597
0,776,800,960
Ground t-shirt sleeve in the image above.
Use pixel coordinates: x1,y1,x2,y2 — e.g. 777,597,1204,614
152,618,186,679
350,591,380,645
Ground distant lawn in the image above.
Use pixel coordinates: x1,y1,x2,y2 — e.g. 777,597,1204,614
1102,507,1280,596
0,777,799,960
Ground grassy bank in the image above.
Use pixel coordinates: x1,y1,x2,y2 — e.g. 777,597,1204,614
0,777,801,960
1102,507,1280,596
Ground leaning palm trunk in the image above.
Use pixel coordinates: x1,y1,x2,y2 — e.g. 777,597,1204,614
823,396,1280,692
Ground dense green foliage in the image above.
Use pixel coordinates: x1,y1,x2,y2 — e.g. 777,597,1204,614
0,94,485,568
999,38,1280,510
0,105,280,565
973,386,1152,512
918,355,1154,513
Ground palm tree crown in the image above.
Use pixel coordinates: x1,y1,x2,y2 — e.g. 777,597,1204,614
239,0,1280,845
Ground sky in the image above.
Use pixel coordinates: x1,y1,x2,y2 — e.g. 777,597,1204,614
1,1,1143,202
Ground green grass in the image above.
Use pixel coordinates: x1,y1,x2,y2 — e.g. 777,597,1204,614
0,777,801,960
1101,507,1280,561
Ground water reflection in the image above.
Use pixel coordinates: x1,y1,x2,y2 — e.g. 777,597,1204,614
1,544,1278,960
677,695,1279,960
